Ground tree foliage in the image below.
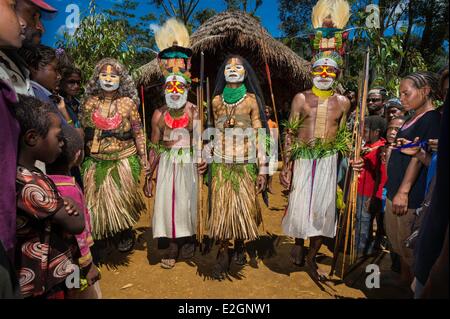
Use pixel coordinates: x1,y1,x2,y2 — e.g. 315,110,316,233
57,1,139,84
278,0,449,96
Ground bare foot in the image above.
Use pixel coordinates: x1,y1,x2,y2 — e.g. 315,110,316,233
306,256,328,282
290,245,305,266
212,247,230,280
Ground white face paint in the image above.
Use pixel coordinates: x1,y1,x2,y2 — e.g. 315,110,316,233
165,75,188,109
166,90,188,109
98,65,120,92
224,58,246,83
313,75,335,90
99,79,120,92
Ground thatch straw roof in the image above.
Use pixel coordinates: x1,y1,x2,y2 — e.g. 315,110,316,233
136,10,312,111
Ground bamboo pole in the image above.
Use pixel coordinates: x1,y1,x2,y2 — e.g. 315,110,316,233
196,52,205,244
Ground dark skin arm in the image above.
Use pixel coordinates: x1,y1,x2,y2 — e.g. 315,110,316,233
52,197,85,235
280,93,303,189
143,109,162,198
392,156,422,215
83,263,101,286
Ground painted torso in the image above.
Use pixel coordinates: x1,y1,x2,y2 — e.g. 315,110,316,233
296,90,347,144
156,102,198,149
212,93,262,161
82,96,139,154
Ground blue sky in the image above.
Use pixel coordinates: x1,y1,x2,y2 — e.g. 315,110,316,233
41,0,282,47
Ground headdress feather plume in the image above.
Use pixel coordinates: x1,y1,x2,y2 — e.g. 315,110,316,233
312,0,350,29
155,18,190,51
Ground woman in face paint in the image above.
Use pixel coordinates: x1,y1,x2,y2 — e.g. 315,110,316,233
80,58,148,253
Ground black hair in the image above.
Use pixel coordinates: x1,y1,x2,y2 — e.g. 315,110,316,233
365,115,386,136
385,98,404,110
403,71,440,100
388,115,407,124
369,86,388,99
19,44,57,70
213,55,268,129
14,94,59,137
61,65,81,79
52,124,84,166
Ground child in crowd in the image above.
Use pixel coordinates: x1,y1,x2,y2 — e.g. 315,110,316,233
47,124,101,299
14,94,85,298
381,115,406,272
58,65,84,187
19,44,72,125
354,115,387,257
59,65,82,128
385,98,406,122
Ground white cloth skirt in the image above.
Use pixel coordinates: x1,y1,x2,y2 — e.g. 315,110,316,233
152,152,197,238
282,153,338,239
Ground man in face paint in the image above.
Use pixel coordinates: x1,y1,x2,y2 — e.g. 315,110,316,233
280,52,351,282
164,75,189,110
145,19,206,270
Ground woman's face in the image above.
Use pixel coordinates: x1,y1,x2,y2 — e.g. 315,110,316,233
98,64,120,92
224,57,246,83
62,72,81,97
399,79,430,112
0,0,25,48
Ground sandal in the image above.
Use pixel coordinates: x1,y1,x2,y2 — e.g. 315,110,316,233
160,242,179,269
160,258,176,269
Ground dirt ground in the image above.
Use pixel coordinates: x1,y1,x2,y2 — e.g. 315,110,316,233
95,172,412,299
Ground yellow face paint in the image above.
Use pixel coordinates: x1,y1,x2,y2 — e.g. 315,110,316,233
312,65,337,79
165,81,186,94
99,65,120,84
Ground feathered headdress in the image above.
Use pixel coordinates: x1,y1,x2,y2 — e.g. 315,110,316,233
310,0,351,60
156,18,192,83
312,0,350,29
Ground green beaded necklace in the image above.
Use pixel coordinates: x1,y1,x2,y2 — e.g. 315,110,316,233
223,84,247,104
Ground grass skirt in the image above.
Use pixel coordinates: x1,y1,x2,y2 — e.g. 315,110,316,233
208,163,262,241
82,155,145,240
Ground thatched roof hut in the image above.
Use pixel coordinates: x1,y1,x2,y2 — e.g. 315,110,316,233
136,10,312,114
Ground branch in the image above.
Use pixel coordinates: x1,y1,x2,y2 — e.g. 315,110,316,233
160,2,173,17
384,1,400,31
186,0,200,22
178,0,185,22
167,0,178,16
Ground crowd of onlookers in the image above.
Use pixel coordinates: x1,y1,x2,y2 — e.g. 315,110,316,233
0,0,448,300
1,0,100,299
348,70,448,298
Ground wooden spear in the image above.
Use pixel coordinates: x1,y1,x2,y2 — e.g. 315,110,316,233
341,47,370,277
196,52,205,245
